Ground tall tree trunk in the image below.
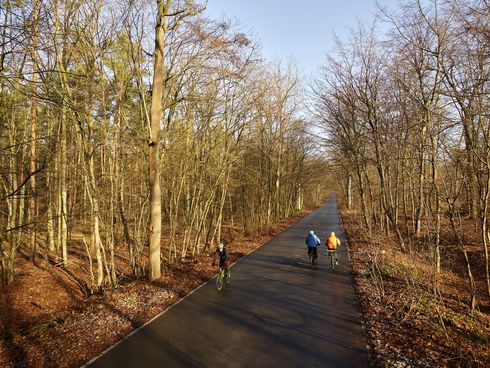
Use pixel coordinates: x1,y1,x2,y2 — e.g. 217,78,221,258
3,90,19,285
59,109,68,266
482,162,490,301
87,149,110,288
54,0,68,267
415,125,427,236
29,0,39,262
356,163,371,234
346,175,352,210
148,0,169,280
47,111,56,253
430,122,441,294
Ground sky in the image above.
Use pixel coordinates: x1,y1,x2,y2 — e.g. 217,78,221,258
204,0,392,78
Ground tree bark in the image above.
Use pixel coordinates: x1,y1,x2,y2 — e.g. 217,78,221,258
148,0,169,281
29,0,39,262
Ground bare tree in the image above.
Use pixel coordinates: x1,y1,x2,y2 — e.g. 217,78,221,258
149,0,203,280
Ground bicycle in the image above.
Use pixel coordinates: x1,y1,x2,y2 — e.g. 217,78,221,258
308,248,318,266
216,266,231,291
327,249,338,270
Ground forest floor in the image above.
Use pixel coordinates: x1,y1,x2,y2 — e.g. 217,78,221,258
1,208,490,367
341,209,490,367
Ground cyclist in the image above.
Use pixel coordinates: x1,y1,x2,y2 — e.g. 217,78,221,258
305,230,321,264
212,242,229,277
326,232,341,265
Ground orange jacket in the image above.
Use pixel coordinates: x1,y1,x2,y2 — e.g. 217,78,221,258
326,235,340,250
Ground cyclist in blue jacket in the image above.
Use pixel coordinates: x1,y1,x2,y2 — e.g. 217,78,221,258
305,230,321,264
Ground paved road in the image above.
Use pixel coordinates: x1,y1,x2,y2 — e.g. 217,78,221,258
85,194,369,368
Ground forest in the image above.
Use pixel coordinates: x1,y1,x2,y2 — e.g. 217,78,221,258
1,0,490,367
0,0,329,288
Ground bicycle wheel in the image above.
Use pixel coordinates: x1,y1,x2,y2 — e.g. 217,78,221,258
309,253,313,265
216,270,224,291
224,268,231,286
330,253,335,270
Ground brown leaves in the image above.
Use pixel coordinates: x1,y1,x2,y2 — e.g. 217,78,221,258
342,209,490,368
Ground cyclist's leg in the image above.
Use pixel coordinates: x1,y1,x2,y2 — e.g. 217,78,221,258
308,247,314,262
328,249,335,265
216,266,224,290
225,265,230,284
219,261,228,275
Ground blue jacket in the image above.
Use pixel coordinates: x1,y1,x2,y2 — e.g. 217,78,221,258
305,233,321,248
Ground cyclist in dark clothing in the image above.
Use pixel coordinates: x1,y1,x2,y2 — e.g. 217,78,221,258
212,242,229,276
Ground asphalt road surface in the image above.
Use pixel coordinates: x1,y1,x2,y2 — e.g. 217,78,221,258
84,194,369,368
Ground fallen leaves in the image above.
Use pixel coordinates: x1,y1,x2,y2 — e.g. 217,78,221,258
342,210,490,368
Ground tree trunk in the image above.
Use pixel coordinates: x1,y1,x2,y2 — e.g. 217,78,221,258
148,0,169,280
54,0,68,267
415,125,427,237
482,163,490,300
29,0,39,262
59,101,68,267
346,175,353,210
47,113,55,253
356,163,371,235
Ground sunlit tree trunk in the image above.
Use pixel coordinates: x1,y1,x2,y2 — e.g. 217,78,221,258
59,108,68,267
148,0,168,280
46,110,56,254
29,0,39,262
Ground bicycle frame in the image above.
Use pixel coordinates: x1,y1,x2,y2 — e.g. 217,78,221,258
327,250,337,270
216,266,230,291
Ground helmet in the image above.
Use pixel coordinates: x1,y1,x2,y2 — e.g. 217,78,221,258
331,232,335,236
310,230,314,234
218,243,224,251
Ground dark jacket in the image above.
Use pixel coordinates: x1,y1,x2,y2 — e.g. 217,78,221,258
213,247,229,266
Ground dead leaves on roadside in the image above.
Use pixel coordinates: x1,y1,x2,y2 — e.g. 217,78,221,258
342,210,490,367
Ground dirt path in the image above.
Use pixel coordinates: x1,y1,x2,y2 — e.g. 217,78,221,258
84,194,369,368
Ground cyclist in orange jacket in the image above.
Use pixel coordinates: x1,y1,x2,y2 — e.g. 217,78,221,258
326,232,341,265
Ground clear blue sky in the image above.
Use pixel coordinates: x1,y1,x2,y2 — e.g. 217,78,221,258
204,0,391,78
